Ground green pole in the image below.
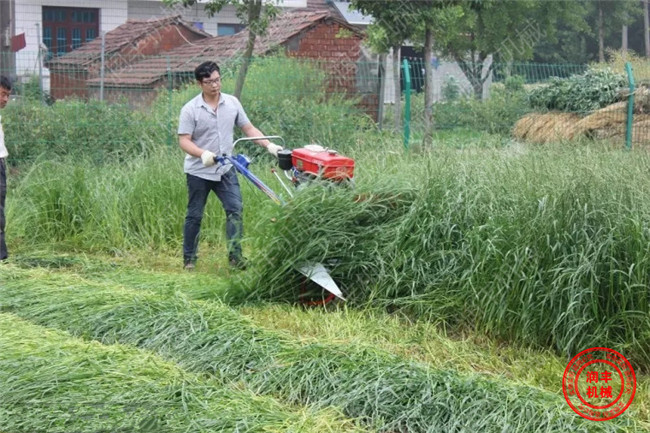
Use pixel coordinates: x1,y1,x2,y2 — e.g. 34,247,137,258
625,62,635,150
402,59,411,150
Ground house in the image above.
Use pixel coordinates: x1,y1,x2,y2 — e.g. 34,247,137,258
83,10,380,119
0,0,311,85
46,15,210,100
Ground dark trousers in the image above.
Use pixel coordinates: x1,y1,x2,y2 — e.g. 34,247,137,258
0,158,7,260
183,168,243,263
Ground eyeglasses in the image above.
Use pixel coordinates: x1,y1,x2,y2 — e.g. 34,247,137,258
202,78,221,86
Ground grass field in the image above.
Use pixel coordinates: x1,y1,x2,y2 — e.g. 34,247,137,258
2,127,650,431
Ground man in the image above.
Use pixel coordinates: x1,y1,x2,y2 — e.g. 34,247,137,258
0,75,11,261
178,61,282,271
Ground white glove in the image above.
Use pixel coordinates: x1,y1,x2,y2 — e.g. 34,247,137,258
266,143,283,157
201,150,216,167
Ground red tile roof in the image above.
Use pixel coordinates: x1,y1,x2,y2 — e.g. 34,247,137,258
86,10,363,88
47,15,210,70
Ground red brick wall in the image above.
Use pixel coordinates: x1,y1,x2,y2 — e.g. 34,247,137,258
289,21,360,94
286,21,378,121
50,69,89,100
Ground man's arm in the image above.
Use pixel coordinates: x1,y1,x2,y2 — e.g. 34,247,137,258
180,134,217,167
240,123,272,149
179,134,204,158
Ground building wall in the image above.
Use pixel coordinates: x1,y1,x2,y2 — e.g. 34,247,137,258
14,0,128,88
287,21,379,120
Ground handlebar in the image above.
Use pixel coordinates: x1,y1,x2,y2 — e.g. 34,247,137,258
232,136,286,148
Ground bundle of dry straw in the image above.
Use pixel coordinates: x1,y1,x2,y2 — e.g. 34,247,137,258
514,86,650,145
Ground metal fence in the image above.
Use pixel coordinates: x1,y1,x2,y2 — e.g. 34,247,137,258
1,51,649,162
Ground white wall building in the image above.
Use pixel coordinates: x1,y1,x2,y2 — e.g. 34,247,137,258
4,0,307,86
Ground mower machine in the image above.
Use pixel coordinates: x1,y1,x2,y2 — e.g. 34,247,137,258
216,136,356,306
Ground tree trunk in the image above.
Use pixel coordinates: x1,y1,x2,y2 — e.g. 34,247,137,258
598,3,605,62
392,45,401,131
234,0,262,98
622,25,628,54
456,57,484,99
643,0,650,58
423,27,434,146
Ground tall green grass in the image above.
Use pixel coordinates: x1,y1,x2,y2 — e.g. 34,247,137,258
4,55,371,167
240,143,650,369
7,148,279,254
0,313,365,433
0,268,635,432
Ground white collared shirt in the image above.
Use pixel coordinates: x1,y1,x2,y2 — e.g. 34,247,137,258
0,115,7,158
178,92,251,181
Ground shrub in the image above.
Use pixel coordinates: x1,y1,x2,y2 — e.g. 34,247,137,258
528,68,626,113
3,98,150,166
441,75,461,102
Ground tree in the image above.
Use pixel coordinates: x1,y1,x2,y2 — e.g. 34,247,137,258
429,0,587,98
350,0,419,130
352,1,461,143
583,0,639,62
163,0,278,98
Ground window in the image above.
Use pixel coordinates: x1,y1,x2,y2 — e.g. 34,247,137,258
42,6,99,56
217,24,245,36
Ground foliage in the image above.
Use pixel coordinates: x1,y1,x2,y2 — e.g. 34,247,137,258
426,0,588,96
0,273,632,433
399,84,530,134
0,313,357,432
592,49,650,83
13,75,54,105
3,98,150,166
528,68,626,113
242,143,650,369
163,0,279,97
441,75,461,101
349,0,421,53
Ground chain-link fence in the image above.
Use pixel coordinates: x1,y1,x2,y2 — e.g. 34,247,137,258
400,58,650,148
2,51,649,166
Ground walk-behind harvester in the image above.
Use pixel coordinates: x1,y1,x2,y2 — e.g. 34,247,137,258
216,136,355,306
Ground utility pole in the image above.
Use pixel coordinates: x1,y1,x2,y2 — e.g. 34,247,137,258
641,0,650,58
0,0,16,76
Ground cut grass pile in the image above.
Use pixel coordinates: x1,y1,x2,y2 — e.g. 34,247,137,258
238,304,650,428
0,266,637,433
238,144,650,369
0,313,364,433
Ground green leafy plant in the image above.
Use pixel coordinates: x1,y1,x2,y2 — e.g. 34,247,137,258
528,68,626,113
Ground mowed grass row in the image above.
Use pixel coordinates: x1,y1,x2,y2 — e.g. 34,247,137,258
0,313,364,433
0,267,636,433
240,143,650,368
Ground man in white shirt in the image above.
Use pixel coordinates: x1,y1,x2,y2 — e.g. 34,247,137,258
0,75,11,261
177,61,282,270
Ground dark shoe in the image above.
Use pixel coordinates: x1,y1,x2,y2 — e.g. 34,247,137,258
183,260,195,271
229,257,248,270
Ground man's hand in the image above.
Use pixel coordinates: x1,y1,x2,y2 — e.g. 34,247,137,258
201,150,217,167
266,143,283,157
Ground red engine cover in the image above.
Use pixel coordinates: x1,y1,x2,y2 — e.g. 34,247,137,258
292,147,355,180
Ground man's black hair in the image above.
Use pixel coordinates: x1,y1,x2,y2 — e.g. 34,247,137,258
194,61,221,82
0,75,12,91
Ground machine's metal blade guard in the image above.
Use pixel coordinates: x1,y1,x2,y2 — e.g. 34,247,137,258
296,262,345,301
